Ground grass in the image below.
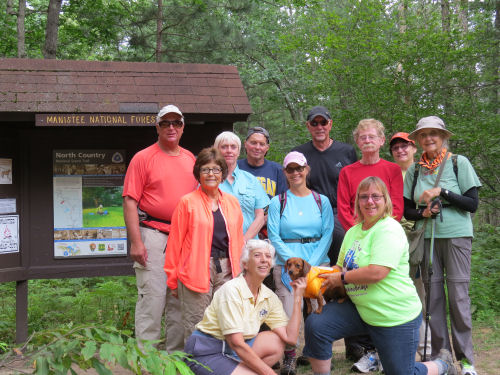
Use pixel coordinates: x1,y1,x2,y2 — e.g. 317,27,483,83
82,206,125,227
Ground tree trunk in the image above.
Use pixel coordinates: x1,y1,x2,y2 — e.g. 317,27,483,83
441,0,452,115
495,0,499,115
398,0,407,34
17,0,26,58
457,0,468,34
43,0,63,59
7,0,14,14
441,0,450,34
156,0,163,62
397,1,410,105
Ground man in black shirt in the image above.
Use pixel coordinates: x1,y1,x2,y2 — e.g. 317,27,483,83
293,105,357,265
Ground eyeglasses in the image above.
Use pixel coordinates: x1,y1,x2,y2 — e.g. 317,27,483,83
309,120,329,127
358,194,384,202
391,143,410,152
158,120,183,128
200,167,222,175
285,165,306,174
358,135,379,141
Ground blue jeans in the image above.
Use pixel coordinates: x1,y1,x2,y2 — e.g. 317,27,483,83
304,300,428,375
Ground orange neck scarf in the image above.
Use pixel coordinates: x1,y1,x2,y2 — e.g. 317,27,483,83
418,148,448,171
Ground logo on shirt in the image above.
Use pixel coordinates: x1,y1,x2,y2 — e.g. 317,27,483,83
343,241,361,270
259,309,268,318
335,162,343,168
257,177,276,197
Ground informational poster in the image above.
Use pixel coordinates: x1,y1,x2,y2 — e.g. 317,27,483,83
0,215,19,254
0,158,12,184
53,150,127,258
0,198,16,214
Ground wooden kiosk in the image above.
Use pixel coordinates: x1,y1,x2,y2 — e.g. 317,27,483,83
0,58,251,342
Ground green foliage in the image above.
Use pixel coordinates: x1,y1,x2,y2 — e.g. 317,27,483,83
470,225,500,320
0,324,199,375
25,277,136,334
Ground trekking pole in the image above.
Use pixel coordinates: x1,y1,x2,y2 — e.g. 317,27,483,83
423,198,443,362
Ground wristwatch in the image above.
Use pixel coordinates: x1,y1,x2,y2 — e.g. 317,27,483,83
341,271,348,285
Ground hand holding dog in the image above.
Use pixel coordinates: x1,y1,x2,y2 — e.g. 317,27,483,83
290,276,307,297
319,271,342,290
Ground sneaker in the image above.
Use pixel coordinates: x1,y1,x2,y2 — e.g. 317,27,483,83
436,349,457,375
352,351,379,373
346,344,366,362
280,352,297,375
460,359,477,375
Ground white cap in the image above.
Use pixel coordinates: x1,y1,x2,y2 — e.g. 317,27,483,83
156,105,183,123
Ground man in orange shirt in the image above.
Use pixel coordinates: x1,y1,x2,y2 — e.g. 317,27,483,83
123,105,197,351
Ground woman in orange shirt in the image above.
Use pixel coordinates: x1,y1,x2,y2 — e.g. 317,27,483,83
164,147,244,349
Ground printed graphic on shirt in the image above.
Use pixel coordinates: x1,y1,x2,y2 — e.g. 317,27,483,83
343,240,368,297
256,177,277,197
343,240,361,271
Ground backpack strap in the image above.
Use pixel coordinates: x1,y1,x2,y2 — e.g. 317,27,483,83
279,192,287,218
311,190,322,213
452,154,458,179
410,163,420,204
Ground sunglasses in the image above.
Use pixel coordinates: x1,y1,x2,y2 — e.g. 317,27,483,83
158,120,183,128
309,120,329,127
391,143,410,152
285,165,306,174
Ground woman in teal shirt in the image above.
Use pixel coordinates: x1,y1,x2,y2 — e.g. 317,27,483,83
267,151,333,374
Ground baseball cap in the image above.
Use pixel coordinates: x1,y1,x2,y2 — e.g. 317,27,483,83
156,105,183,123
307,106,331,122
246,127,270,143
283,151,308,167
390,132,415,146
408,116,453,140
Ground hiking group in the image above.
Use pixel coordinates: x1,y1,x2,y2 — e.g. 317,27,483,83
122,104,481,375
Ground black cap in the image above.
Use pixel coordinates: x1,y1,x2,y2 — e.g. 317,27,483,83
246,127,270,143
307,106,331,122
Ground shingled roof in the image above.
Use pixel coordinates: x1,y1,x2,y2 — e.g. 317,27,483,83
0,58,251,122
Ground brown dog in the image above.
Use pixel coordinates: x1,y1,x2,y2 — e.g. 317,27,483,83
285,257,346,314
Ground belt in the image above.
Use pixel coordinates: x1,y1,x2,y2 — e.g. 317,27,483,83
211,249,228,274
282,237,321,244
139,222,168,235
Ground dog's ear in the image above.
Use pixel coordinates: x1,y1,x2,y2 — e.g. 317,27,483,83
302,259,311,275
284,259,289,272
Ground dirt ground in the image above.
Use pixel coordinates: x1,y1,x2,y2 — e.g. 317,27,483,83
1,329,498,375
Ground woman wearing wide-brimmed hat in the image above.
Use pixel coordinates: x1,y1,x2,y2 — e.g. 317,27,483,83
403,116,481,375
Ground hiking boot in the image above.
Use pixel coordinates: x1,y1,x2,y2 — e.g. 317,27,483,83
436,349,457,375
460,359,477,375
280,352,297,375
352,351,379,373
